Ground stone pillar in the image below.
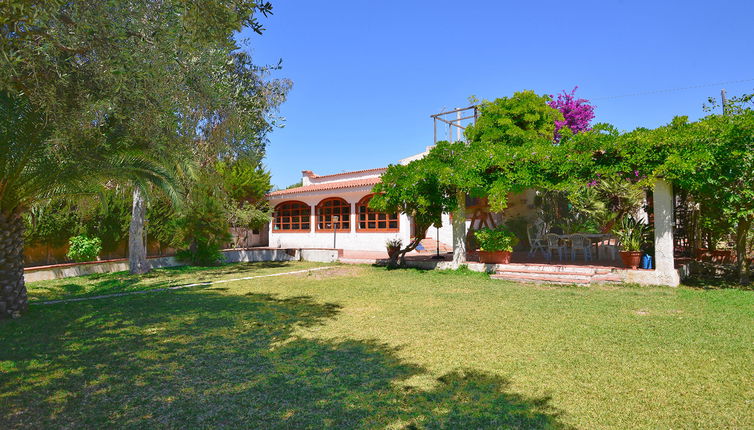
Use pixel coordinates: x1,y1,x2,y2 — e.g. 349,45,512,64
310,204,316,234
652,178,680,286
452,191,467,267
349,202,356,234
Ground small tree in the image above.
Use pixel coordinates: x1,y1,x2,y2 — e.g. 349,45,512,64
371,156,457,267
66,235,103,263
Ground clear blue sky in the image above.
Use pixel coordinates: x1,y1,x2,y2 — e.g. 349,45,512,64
238,0,754,189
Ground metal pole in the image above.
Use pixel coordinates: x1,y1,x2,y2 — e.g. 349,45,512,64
431,225,444,259
721,89,728,115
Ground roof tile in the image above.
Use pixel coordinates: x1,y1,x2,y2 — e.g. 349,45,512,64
268,177,381,197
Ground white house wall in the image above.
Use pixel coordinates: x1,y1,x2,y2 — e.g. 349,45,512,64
269,187,412,252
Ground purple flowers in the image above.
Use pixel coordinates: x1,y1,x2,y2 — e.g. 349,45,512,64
548,86,595,141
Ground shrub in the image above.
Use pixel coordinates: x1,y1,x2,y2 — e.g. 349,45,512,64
66,235,102,262
175,183,231,266
613,216,649,252
176,243,225,266
474,227,519,252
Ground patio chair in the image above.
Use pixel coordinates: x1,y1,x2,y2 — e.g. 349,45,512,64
527,223,547,257
544,233,565,262
569,234,593,262
598,235,619,261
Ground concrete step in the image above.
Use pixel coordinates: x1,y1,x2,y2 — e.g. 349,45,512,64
590,274,624,283
490,273,591,284
494,269,596,280
495,263,611,275
416,238,452,253
491,263,624,285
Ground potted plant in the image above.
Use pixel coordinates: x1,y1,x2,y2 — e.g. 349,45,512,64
474,226,519,264
613,216,648,269
385,238,402,260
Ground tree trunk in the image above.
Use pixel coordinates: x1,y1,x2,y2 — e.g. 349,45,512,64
0,211,28,319
129,186,149,275
452,191,467,267
735,216,752,285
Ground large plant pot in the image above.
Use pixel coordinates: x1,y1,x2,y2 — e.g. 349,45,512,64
478,250,513,264
386,246,401,260
619,251,643,270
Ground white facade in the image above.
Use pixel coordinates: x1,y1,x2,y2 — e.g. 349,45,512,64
267,148,460,252
268,185,414,252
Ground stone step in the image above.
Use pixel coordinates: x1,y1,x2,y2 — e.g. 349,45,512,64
495,263,612,275
490,273,591,285
416,238,452,253
590,274,624,284
494,269,598,279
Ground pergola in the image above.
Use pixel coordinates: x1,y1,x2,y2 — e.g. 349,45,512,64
449,178,681,286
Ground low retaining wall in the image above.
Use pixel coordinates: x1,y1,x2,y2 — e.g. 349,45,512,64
24,257,180,282
24,247,341,282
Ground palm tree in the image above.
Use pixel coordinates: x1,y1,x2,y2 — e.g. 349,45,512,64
0,92,176,319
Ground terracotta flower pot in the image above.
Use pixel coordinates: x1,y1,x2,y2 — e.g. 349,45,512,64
478,250,513,264
619,251,643,269
387,246,401,259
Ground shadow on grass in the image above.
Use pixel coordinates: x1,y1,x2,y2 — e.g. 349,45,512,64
27,261,303,302
683,276,753,291
1,290,569,429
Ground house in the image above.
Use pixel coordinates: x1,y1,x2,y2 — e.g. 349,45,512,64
267,146,684,287
266,148,455,252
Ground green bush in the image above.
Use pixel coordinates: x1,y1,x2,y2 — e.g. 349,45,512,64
66,235,102,262
175,183,231,266
474,227,519,252
176,243,224,266
613,216,649,252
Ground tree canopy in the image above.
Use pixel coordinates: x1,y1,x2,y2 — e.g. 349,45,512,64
375,89,753,282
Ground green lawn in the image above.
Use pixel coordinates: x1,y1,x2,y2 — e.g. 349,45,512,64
2,263,752,429
25,260,331,302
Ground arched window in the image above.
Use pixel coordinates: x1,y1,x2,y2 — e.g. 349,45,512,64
357,194,399,232
316,198,351,231
273,201,311,232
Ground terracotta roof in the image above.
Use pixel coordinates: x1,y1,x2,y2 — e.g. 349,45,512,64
305,167,386,179
268,176,381,197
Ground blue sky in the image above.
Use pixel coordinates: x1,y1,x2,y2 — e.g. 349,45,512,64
238,0,754,189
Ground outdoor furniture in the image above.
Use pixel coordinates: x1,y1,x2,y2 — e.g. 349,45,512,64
598,236,620,261
527,223,547,257
569,234,593,262
544,233,566,262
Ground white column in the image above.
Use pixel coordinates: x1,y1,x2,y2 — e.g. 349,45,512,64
349,202,356,234
310,204,316,234
452,191,467,267
653,178,680,286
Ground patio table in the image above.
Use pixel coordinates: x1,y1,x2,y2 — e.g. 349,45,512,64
557,233,614,259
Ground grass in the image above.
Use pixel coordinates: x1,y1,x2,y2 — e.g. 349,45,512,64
25,260,331,302
2,262,752,429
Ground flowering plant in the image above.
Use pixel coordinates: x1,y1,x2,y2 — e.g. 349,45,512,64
548,87,595,141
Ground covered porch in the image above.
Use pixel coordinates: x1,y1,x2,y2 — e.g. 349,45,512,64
448,178,684,286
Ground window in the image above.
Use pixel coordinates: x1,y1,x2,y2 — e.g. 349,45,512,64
316,198,351,231
357,195,399,232
273,201,311,232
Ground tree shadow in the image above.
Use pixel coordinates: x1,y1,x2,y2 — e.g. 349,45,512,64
1,289,570,429
27,261,306,302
